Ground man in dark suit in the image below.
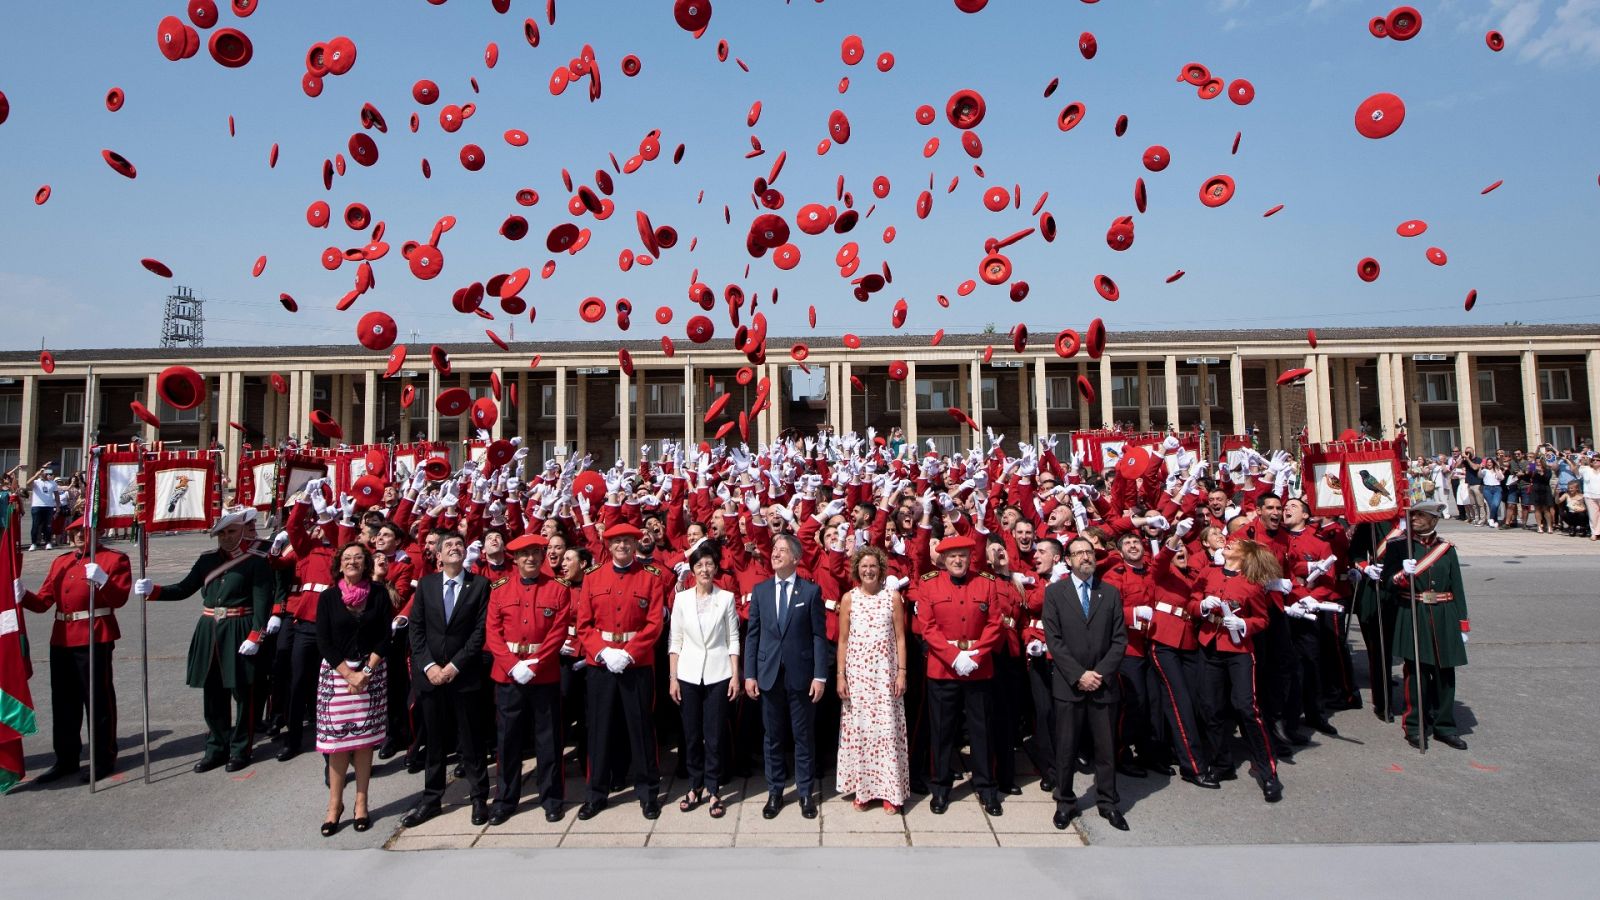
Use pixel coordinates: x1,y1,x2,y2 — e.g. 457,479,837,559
1044,537,1130,832
742,533,828,820
402,530,492,828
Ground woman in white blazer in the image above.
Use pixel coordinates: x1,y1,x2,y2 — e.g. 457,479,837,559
668,543,741,818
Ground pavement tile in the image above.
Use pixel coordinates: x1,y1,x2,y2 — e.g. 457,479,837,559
902,798,992,832
474,833,564,849
647,832,736,848
735,797,822,834
821,801,909,832
822,831,909,848
995,831,1086,848
733,832,822,848
402,804,485,837
909,831,1000,848
560,832,650,848
388,834,478,851
649,802,739,834
986,800,1068,833
565,798,659,833
478,808,572,835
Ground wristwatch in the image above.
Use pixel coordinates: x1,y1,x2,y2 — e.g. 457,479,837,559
361,664,374,675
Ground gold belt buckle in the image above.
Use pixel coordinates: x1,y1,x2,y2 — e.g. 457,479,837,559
1420,590,1437,604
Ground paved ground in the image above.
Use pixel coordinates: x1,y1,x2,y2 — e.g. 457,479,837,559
1,521,1596,853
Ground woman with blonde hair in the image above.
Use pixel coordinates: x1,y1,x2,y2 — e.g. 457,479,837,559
835,544,910,813
1187,539,1283,804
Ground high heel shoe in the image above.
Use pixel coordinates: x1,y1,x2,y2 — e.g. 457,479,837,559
352,815,372,833
321,805,344,837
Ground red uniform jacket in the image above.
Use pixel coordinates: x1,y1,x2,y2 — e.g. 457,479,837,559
1187,567,1270,654
285,501,337,623
485,573,574,685
1019,577,1053,659
574,558,668,665
22,546,132,646
1146,546,1200,651
1099,557,1153,658
910,570,1004,680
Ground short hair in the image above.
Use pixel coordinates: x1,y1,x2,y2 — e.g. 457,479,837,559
688,541,722,572
1066,536,1095,557
336,542,374,581
1258,494,1283,508
433,529,466,549
1117,529,1143,547
376,522,405,544
1035,537,1064,559
849,544,890,584
567,546,593,568
771,533,802,558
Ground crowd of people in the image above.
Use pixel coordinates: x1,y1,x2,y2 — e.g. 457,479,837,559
1412,445,1600,537
17,427,1484,835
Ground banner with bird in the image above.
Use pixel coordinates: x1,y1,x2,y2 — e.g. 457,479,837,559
139,452,222,533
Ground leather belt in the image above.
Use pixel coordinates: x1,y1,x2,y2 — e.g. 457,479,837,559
824,599,838,611
506,641,542,654
1154,601,1190,620
600,630,637,642
56,608,112,623
948,639,976,650
203,607,253,619
1417,591,1453,605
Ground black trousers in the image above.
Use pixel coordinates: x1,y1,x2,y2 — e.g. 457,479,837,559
678,678,730,793
30,506,54,547
905,638,931,788
48,643,116,772
1116,653,1157,762
1319,609,1361,706
1024,656,1057,781
1149,645,1207,777
1358,599,1399,720
282,621,320,750
584,664,657,803
1196,646,1277,779
493,680,562,811
384,627,413,748
201,661,254,761
419,681,489,806
1052,693,1118,813
1287,616,1326,726
926,677,995,800
559,655,587,763
758,670,819,798
1258,605,1297,730
992,652,1027,788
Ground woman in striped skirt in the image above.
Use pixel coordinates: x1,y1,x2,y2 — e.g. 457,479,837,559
315,543,392,836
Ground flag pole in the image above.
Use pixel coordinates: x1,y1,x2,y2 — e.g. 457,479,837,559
86,444,101,793
1397,421,1425,754
135,450,153,784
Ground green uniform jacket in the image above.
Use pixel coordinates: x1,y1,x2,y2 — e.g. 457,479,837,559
1350,523,1399,620
1381,538,1468,668
154,548,275,689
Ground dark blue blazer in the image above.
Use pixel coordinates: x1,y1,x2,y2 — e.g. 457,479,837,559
741,575,829,692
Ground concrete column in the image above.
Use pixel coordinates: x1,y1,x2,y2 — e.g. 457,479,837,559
1401,356,1421,443
1264,360,1282,448
968,357,984,451
619,368,632,462
1136,361,1151,430
555,366,569,458
287,371,303,443
303,370,318,442
1197,361,1214,433
341,375,357,443
1376,353,1396,439
18,375,38,470
1076,361,1091,429
1315,354,1335,440
682,364,695,446
1302,356,1323,443
198,373,214,449
224,371,243,474
575,373,588,457
1588,350,1600,449
1017,366,1032,443
1098,354,1114,428
633,367,646,451
768,364,784,440
1455,353,1479,451
1163,354,1179,431
1033,358,1048,442
1520,349,1542,451
515,372,529,446
143,372,162,446
903,360,918,452
263,383,279,445
363,369,379,445
954,362,969,451
841,362,854,435
426,368,441,441
1229,353,1246,435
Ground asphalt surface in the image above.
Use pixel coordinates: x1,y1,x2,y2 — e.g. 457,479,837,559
1,521,1596,852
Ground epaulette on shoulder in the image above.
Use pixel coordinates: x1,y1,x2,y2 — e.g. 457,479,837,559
491,577,509,589
920,571,940,581
584,563,602,574
978,570,997,580
642,564,662,575
555,576,575,588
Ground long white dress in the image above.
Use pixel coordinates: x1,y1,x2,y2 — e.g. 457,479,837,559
835,587,910,805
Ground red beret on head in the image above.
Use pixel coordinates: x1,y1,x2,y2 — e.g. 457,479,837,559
935,534,977,554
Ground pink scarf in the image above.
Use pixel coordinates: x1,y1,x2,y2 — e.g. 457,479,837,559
339,578,371,611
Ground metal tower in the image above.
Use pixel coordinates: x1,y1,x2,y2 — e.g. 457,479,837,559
159,285,205,349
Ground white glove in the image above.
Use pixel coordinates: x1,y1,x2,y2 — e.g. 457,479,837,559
270,530,290,555
1222,614,1247,643
1145,514,1170,531
134,578,154,597
1284,603,1311,621
1133,605,1153,623
1365,563,1384,581
744,493,762,515
464,540,482,570
265,615,283,635
673,561,690,579
340,492,357,521
884,575,908,593
1161,435,1181,453
821,498,846,519
1402,558,1418,576
1267,577,1294,593
83,562,109,588
1200,596,1224,616
609,648,634,673
1210,548,1225,566
391,615,408,633
1305,556,1335,585
410,466,430,491
1049,561,1070,582
952,650,979,677
1025,639,1046,657
1174,518,1194,539
310,487,330,517
238,639,260,657
509,660,535,684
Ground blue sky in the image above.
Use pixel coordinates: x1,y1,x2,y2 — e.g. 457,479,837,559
1,0,1596,352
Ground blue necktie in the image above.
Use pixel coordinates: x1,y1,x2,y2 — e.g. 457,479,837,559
779,580,790,624
443,578,457,623
1079,581,1092,619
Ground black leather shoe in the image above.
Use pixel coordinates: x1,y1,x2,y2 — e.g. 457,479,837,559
276,745,300,763
1434,733,1468,750
34,764,81,784
377,741,403,761
405,754,425,775
1210,766,1238,782
1181,772,1222,790
1099,808,1130,831
471,799,490,826
1053,807,1080,830
1115,761,1148,779
799,796,818,819
1261,776,1284,803
544,805,565,823
642,797,661,820
488,805,512,827
928,793,949,815
1039,776,1056,793
983,796,1004,817
1286,726,1313,746
453,763,467,779
577,800,606,820
400,804,441,828
224,756,251,773
762,793,783,819
193,756,225,774
1308,718,1339,736
999,784,1023,796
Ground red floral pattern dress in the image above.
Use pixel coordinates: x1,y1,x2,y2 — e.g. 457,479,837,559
835,587,910,805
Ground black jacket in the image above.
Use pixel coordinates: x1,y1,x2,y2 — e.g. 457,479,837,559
316,582,393,669
409,570,490,692
1043,576,1127,704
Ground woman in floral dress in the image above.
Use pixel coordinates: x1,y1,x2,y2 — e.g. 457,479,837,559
835,545,910,813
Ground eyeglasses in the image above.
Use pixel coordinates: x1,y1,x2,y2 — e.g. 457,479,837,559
1068,549,1096,558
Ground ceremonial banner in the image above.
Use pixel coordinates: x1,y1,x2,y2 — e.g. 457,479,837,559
97,448,146,529
1300,444,1349,518
280,454,330,504
139,454,222,533
0,494,37,792
236,449,281,512
1343,449,1404,523
392,441,449,485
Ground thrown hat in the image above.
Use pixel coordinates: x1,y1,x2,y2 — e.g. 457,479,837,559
157,365,206,410
309,409,343,440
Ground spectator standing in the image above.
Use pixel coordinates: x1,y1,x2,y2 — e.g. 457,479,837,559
27,464,61,550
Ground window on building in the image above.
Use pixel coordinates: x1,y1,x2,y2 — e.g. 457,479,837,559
926,434,961,458
59,447,82,477
1543,425,1577,450
1476,370,1496,404
885,383,901,413
1148,374,1218,408
1419,372,1456,404
615,384,638,417
541,382,577,418
1424,427,1460,458
0,394,22,426
1479,426,1500,456
1110,375,1140,409
541,440,566,463
163,398,203,423
1539,369,1572,402
646,383,684,416
981,377,999,411
915,378,958,412
0,449,17,476
62,392,83,426
1046,377,1076,410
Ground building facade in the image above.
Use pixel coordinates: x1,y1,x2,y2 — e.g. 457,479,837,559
2,324,1597,479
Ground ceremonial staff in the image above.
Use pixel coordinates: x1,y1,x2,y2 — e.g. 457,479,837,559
134,449,152,784
1398,424,1426,753
85,444,101,793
